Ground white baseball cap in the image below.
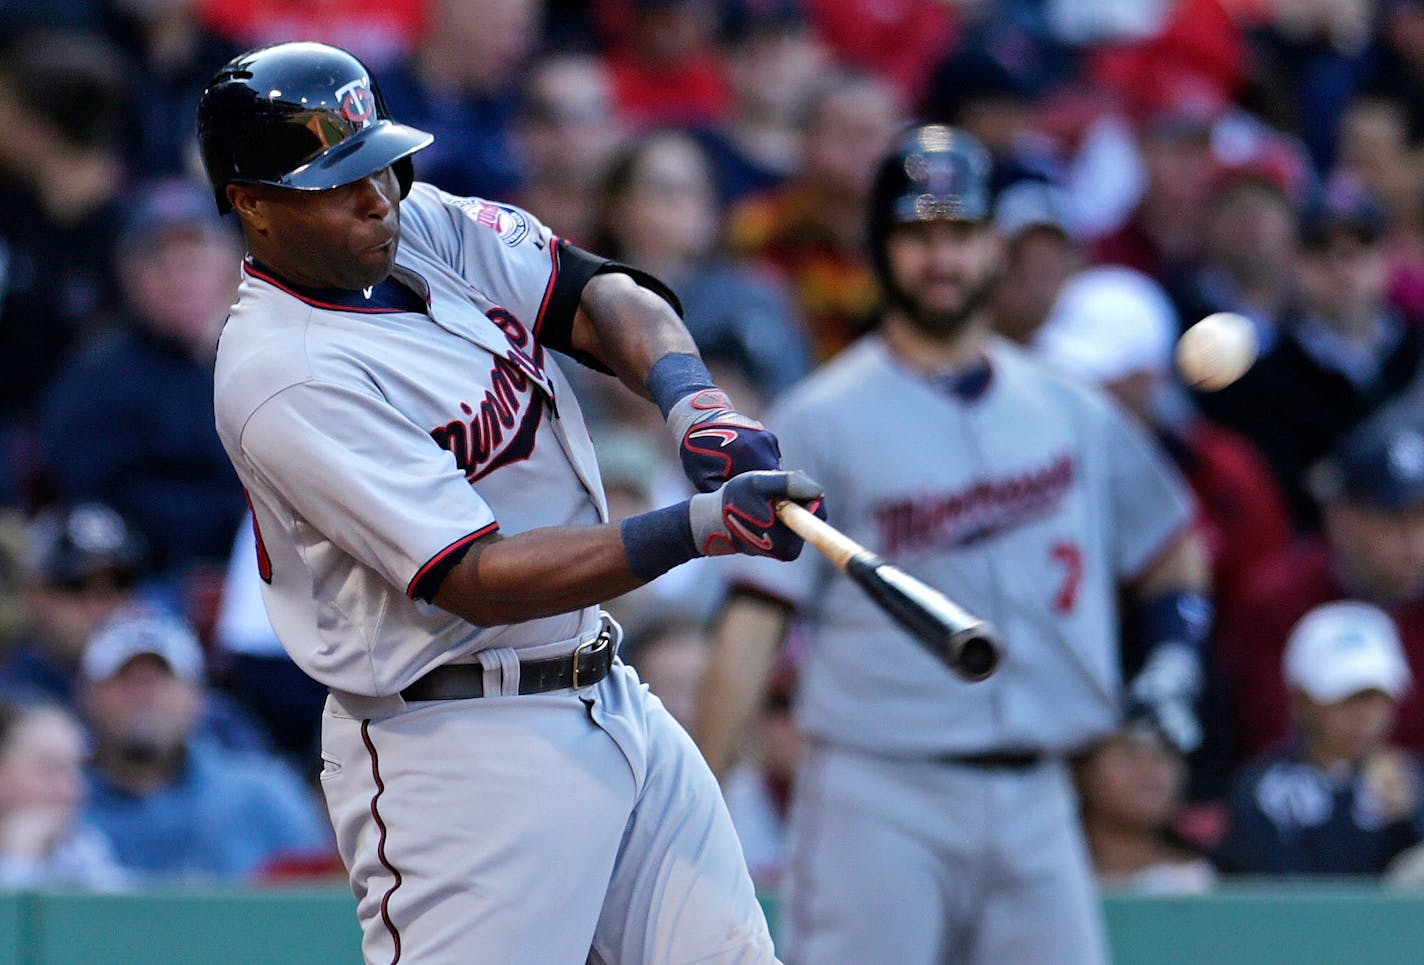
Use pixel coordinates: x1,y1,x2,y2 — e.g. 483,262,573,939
1282,601,1411,704
80,605,205,684
1034,266,1179,385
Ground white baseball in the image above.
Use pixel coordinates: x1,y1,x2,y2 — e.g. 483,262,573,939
1175,312,1258,391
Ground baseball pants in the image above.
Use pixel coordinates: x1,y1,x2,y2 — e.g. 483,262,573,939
319,658,778,964
782,741,1107,965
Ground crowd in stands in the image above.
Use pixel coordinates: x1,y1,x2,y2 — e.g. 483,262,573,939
4,0,1424,898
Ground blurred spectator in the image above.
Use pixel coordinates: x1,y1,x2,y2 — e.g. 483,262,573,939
196,0,424,69
79,606,330,880
378,0,540,199
728,71,900,361
38,178,246,579
597,0,731,129
623,614,708,729
101,0,239,176
1216,400,1424,764
0,31,133,504
1091,96,1221,292
721,647,802,891
696,0,826,204
213,513,327,765
511,53,622,247
0,503,149,706
990,180,1082,345
1241,0,1377,174
1219,601,1424,876
1195,181,1424,530
802,0,957,105
596,130,811,397
1335,96,1424,323
0,699,126,890
1075,723,1216,894
1173,165,1301,354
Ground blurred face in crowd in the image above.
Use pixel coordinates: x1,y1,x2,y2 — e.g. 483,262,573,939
25,569,135,668
1298,231,1390,325
82,654,200,766
121,225,241,354
1204,179,1298,282
1140,126,1218,217
635,625,709,730
729,28,826,124
1077,730,1186,832
992,226,1079,344
0,706,86,822
430,0,540,92
229,168,402,292
1324,502,1424,604
885,219,1002,339
802,80,899,198
609,134,719,267
1338,100,1422,218
518,56,617,186
1295,690,1398,765
632,0,717,65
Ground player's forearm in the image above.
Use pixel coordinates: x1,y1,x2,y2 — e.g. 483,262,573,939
570,271,701,400
1132,529,1211,599
432,524,649,625
694,594,792,779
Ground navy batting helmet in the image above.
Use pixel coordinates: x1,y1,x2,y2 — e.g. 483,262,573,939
867,124,992,286
196,42,433,214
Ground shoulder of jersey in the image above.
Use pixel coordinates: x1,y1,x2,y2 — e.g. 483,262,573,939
769,337,886,423
988,335,1112,410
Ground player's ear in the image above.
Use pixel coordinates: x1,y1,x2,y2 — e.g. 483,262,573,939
226,184,267,231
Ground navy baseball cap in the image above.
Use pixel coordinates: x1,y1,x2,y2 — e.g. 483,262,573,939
1299,180,1388,250
117,178,231,248
1310,405,1424,510
27,502,148,587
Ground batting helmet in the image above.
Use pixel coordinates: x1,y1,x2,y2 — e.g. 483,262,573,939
196,42,433,214
867,124,992,287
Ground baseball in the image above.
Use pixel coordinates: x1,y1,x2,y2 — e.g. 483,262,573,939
1175,312,1258,391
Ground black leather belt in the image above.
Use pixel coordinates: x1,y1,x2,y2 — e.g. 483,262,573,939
937,750,1044,769
400,627,614,702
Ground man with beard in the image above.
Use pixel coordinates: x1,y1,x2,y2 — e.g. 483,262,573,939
695,125,1212,964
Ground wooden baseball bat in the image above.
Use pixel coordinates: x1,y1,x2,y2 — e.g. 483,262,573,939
774,500,1001,682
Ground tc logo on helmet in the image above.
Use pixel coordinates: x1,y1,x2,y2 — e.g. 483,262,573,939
336,78,376,124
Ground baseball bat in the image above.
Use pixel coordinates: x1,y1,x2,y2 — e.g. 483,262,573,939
774,500,1001,682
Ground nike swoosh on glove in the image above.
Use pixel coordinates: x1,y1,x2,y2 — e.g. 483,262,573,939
667,388,782,492
688,470,824,560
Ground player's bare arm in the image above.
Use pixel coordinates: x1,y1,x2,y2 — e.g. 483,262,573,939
696,590,794,779
568,271,699,401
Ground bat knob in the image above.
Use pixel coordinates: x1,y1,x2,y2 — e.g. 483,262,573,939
946,624,1001,682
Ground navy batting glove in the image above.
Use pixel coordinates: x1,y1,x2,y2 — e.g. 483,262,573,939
688,470,823,560
667,388,782,492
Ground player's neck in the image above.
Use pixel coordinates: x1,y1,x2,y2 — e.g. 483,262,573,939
881,310,989,374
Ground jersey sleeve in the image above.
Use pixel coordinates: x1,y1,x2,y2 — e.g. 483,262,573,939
407,185,681,371
1091,391,1195,580
237,378,499,601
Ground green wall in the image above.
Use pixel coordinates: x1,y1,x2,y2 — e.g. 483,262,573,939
1,884,1421,964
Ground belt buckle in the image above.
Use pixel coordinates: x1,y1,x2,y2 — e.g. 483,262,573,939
571,627,611,689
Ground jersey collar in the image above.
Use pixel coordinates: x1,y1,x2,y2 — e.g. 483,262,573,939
243,257,428,315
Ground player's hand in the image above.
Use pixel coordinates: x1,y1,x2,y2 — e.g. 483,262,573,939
1125,642,1203,754
667,388,781,492
688,470,824,560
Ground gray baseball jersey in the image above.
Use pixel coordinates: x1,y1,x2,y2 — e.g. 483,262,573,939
730,333,1193,756
215,183,609,697
215,184,777,963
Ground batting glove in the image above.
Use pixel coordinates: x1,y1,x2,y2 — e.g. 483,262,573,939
1125,642,1203,755
667,388,782,492
688,470,824,560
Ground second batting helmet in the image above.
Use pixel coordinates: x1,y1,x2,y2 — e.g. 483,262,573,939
867,124,992,287
196,41,433,214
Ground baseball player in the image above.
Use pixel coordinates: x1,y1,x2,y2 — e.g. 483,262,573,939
695,125,1213,964
199,42,823,964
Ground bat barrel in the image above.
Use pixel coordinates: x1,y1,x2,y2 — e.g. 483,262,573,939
944,624,1000,682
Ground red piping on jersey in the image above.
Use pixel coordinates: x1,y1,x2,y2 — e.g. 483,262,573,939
243,261,408,314
533,238,561,341
361,720,403,964
405,523,500,599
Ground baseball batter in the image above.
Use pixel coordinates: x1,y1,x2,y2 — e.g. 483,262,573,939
199,42,822,964
695,126,1213,964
